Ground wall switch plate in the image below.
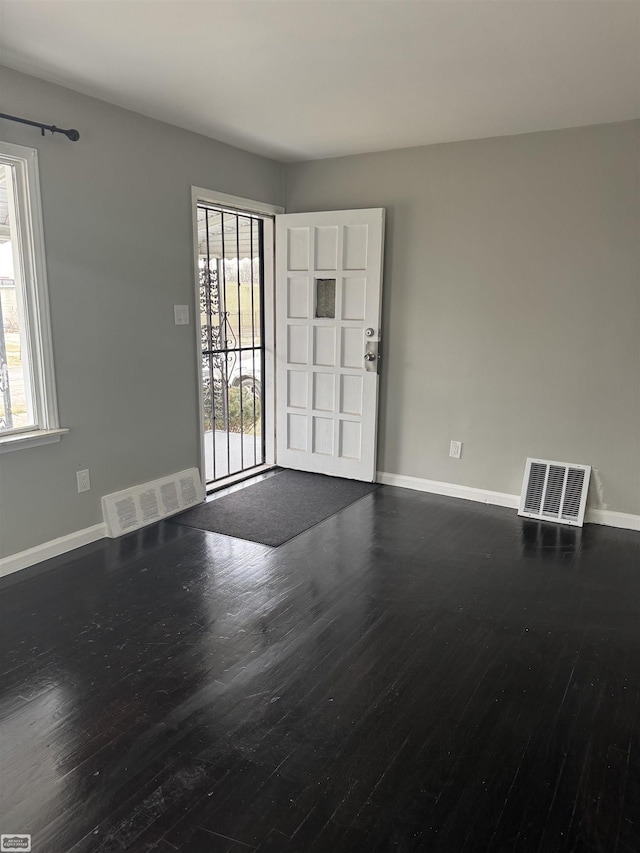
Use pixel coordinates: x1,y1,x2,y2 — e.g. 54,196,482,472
174,305,189,325
77,469,91,492
449,440,463,459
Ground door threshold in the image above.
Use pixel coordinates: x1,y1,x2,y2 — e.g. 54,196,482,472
206,464,276,495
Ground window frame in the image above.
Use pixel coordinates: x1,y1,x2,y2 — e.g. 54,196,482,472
0,141,66,453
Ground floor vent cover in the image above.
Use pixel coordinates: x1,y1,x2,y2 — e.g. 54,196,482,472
518,458,591,527
102,468,203,537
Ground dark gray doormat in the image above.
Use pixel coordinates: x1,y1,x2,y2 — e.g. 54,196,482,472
170,470,379,546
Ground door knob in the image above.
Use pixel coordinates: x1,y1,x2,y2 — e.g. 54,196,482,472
364,351,376,362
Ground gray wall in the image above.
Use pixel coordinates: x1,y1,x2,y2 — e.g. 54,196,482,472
1,67,637,562
0,68,284,558
284,122,640,515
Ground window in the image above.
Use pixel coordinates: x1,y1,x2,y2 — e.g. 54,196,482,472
0,142,65,451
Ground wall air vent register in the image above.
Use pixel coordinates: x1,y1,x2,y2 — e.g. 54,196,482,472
102,468,203,537
518,458,591,527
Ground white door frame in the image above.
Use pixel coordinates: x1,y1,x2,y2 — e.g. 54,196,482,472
191,187,284,491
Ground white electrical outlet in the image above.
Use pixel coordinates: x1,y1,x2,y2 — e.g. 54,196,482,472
449,440,462,459
77,469,91,492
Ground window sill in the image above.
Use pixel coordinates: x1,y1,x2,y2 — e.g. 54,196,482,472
0,428,69,454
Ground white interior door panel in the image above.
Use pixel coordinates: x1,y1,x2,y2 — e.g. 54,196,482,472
275,209,385,481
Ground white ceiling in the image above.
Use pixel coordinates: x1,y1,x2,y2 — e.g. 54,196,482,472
0,0,638,163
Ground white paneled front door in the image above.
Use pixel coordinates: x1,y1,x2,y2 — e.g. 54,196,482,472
275,209,385,481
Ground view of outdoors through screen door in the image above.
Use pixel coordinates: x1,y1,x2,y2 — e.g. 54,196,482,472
197,205,266,484
275,208,385,482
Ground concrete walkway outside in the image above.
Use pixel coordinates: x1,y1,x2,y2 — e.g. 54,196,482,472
204,429,263,482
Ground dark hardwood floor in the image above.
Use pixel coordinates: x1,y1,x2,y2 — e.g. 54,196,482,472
1,483,638,852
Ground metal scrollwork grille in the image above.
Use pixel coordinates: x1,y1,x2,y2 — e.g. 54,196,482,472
198,205,265,483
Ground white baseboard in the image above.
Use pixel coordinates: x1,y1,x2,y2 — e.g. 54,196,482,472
585,508,640,531
0,523,107,579
376,471,520,509
376,472,640,532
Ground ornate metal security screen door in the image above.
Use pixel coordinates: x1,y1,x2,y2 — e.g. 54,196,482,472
197,205,266,484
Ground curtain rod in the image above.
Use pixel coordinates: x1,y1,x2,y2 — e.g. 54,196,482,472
0,112,80,142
